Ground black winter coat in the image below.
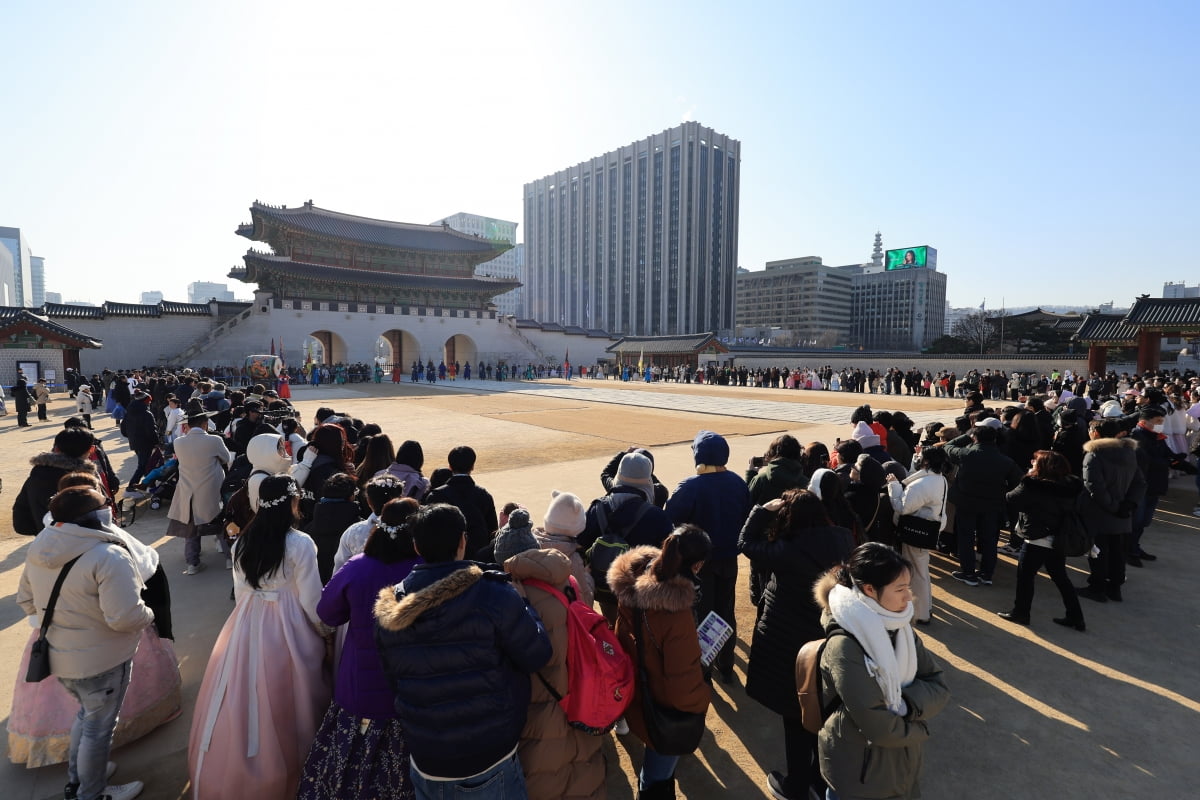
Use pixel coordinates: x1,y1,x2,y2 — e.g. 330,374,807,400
1130,425,1172,497
943,435,1023,512
1005,475,1083,542
303,498,363,583
578,487,674,552
739,506,854,718
121,401,158,451
425,475,499,557
1080,437,1144,536
12,453,97,535
374,561,552,778
13,379,32,412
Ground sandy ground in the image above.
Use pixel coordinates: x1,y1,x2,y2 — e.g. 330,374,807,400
1,380,1197,799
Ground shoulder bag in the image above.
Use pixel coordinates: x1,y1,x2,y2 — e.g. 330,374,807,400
896,476,947,550
26,555,83,683
633,609,706,755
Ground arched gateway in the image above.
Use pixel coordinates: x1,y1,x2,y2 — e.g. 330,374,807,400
228,201,520,363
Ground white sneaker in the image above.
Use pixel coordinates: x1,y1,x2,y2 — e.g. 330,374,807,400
183,563,206,576
100,781,144,800
614,717,630,735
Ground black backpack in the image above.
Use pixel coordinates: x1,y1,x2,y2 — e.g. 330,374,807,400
585,495,652,599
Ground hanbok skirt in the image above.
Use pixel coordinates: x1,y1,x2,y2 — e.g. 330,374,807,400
7,627,181,767
297,702,414,800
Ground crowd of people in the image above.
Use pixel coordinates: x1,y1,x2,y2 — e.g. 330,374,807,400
9,363,1200,800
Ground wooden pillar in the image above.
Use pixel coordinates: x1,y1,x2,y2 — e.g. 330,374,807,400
1136,330,1161,374
1087,345,1107,376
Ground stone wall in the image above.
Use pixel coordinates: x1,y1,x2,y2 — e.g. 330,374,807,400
728,352,1105,377
65,316,219,374
0,347,66,387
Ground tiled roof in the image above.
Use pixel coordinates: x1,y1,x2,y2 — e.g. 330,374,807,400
1052,317,1084,332
161,301,213,316
539,323,566,333
241,202,504,255
0,308,103,348
586,328,611,338
103,301,161,317
42,302,105,318
1122,296,1200,329
606,333,728,354
515,319,541,328
239,253,520,294
563,326,589,336
1073,314,1138,344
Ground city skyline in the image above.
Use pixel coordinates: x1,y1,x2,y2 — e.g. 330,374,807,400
1,1,1196,312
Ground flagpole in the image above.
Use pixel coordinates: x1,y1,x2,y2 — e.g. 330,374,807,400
1000,298,1005,354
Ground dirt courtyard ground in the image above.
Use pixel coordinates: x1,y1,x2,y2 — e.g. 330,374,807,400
1,378,1197,799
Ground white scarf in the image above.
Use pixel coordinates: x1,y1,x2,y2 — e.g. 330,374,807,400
828,583,917,716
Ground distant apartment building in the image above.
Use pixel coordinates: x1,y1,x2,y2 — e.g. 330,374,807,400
44,291,63,304
187,281,235,304
141,291,165,305
735,256,853,346
0,243,13,306
524,121,740,335
432,213,523,317
0,226,34,306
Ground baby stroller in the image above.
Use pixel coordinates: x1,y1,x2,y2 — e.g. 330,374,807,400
127,444,179,510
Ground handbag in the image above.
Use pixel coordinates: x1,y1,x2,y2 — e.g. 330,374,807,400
896,476,947,550
26,555,82,683
633,610,706,756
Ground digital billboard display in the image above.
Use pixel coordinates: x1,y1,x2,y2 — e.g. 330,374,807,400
885,246,937,271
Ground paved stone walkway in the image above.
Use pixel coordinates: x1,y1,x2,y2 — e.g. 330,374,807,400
391,378,955,427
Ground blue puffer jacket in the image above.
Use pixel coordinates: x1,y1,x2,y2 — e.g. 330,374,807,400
666,431,752,559
373,560,552,778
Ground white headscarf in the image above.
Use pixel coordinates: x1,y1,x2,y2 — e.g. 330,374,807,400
828,582,917,716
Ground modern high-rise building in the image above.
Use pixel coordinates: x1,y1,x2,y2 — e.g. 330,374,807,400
432,213,523,317
735,257,853,346
0,226,34,306
523,121,741,335
849,244,947,350
44,291,63,304
0,243,13,306
30,255,45,307
141,291,165,305
187,281,235,304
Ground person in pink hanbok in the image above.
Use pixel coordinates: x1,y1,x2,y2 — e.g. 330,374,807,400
188,475,330,800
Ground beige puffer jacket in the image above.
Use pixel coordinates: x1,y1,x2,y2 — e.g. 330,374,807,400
16,521,154,680
504,548,606,800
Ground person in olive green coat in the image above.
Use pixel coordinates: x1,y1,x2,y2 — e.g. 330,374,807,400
744,434,809,606
813,544,949,800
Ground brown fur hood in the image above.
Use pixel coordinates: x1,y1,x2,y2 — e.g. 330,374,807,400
29,452,97,473
1083,437,1138,455
374,564,483,632
606,545,695,613
813,568,841,612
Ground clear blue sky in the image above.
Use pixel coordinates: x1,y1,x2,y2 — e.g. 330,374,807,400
2,0,1196,309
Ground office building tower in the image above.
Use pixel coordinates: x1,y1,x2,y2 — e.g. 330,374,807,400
44,291,63,304
432,213,524,317
0,226,34,306
523,121,740,335
141,291,165,305
187,281,235,304
850,245,947,350
735,256,853,346
30,255,45,307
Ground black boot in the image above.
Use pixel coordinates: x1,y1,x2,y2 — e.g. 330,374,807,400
638,777,677,800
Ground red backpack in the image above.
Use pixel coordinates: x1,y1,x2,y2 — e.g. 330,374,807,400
524,576,634,734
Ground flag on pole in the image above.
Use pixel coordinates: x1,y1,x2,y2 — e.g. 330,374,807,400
638,348,644,371
979,299,986,311
278,337,284,366
270,338,275,355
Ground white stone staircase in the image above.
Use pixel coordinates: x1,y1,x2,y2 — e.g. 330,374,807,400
165,306,255,365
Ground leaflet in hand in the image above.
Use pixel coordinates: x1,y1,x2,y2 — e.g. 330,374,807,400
697,611,733,667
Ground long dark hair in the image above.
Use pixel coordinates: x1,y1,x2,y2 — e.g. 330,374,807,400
312,423,354,470
650,524,711,582
235,475,299,590
802,442,830,474
355,433,395,486
767,489,831,541
363,497,421,563
814,471,861,542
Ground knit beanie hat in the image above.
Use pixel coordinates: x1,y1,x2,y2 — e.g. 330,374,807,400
50,487,108,523
543,490,587,537
854,453,885,489
692,430,730,466
614,452,655,502
851,421,881,449
494,508,539,563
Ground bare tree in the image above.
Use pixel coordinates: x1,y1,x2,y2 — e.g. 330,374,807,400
952,311,1001,353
